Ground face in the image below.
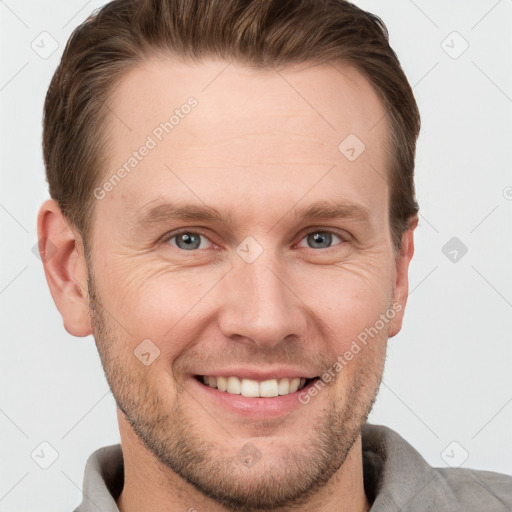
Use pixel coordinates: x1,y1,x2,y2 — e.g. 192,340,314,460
85,58,409,511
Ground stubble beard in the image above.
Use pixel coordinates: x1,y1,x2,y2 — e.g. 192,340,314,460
86,267,385,512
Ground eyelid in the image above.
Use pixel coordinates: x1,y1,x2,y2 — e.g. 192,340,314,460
161,227,350,251
162,229,215,249
294,228,349,248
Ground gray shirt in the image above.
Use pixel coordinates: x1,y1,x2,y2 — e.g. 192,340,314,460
74,423,512,511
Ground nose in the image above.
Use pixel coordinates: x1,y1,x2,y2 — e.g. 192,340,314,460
216,248,307,349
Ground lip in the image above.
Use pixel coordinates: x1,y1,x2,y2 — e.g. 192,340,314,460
190,366,319,381
188,374,320,418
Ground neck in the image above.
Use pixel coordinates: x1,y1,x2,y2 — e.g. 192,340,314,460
116,414,371,512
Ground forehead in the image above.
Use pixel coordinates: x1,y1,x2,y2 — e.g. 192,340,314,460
107,56,388,141
100,57,390,223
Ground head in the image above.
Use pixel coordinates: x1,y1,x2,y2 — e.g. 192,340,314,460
38,0,420,510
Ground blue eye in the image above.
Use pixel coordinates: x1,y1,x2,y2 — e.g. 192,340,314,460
164,229,344,252
167,231,211,251
298,231,343,249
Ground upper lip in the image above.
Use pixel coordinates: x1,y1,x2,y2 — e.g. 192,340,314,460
193,367,319,381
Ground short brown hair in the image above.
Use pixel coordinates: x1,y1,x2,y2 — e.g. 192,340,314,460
43,0,420,253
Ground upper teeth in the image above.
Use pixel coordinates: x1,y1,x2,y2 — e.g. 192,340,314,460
202,376,307,397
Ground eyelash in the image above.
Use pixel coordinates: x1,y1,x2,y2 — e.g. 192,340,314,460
162,228,349,252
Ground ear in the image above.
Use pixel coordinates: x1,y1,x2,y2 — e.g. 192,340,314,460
37,199,92,337
388,215,418,338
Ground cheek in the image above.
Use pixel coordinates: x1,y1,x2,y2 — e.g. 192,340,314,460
98,245,394,352
103,257,226,345
293,258,394,332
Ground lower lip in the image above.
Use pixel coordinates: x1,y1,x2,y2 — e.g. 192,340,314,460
189,376,320,418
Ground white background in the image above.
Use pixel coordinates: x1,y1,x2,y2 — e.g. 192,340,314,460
1,0,511,510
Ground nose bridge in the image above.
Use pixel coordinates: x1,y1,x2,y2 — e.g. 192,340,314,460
217,244,304,348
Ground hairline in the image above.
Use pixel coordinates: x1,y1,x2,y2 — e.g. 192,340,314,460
78,55,402,257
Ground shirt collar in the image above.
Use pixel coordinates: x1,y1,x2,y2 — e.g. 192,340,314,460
361,423,440,510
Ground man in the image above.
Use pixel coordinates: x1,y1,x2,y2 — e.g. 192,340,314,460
37,0,512,510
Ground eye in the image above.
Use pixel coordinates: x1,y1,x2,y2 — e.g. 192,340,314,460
297,230,344,250
165,231,213,251
162,228,346,252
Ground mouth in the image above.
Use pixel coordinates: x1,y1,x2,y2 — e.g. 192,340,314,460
194,374,320,398
189,371,324,417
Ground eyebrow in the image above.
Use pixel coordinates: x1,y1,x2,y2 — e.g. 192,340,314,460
293,200,372,223
132,199,372,231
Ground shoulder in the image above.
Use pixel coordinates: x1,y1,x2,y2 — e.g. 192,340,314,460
433,466,512,509
362,423,512,511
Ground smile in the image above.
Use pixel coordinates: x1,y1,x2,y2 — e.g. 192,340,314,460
195,375,316,398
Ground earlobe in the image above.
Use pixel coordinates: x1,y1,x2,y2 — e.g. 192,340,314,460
37,199,93,337
388,215,418,338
